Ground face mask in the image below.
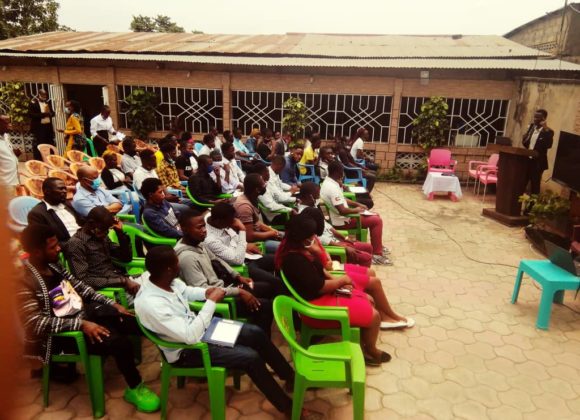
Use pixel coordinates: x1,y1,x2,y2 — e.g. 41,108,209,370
90,177,102,190
213,161,223,167
65,108,71,115
206,164,214,174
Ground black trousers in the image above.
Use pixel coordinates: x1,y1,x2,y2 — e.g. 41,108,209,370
52,314,142,389
235,296,273,339
247,254,284,297
32,125,55,160
176,323,293,413
528,160,544,195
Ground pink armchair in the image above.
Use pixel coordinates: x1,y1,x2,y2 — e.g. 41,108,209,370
467,153,499,192
478,168,498,203
427,149,457,174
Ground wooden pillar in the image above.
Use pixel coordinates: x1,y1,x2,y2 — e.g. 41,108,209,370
221,72,231,132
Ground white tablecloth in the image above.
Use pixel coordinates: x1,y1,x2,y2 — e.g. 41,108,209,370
422,172,463,198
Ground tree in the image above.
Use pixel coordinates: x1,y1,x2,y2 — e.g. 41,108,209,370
411,96,450,151
0,81,30,143
130,15,185,33
282,97,309,142
0,0,69,40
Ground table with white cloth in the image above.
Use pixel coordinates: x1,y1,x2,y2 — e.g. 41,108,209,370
422,172,462,202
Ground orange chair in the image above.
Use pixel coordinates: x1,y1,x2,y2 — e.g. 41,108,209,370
89,157,106,172
24,160,52,177
23,177,45,199
46,155,73,171
37,144,59,163
66,150,91,164
69,162,88,177
48,170,77,200
106,144,121,153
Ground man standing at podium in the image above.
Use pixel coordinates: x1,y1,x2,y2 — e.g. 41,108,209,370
522,109,554,195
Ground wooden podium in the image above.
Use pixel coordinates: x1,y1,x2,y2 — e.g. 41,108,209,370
482,143,536,226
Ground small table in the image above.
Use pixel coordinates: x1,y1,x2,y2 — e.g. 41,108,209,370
511,259,580,330
422,172,462,201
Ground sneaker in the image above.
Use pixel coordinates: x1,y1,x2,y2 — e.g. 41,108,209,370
124,383,160,413
372,255,393,265
382,246,391,255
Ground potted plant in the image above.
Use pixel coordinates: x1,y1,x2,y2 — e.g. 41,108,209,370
282,96,308,143
411,96,450,151
124,88,158,140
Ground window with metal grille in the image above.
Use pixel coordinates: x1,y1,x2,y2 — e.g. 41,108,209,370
116,85,223,134
231,91,392,142
398,97,510,148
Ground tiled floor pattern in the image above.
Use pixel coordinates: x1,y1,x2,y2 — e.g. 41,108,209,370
10,183,580,419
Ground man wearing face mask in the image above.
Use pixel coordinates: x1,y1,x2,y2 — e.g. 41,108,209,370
209,150,242,194
64,206,141,296
175,139,197,180
72,166,129,217
187,154,229,207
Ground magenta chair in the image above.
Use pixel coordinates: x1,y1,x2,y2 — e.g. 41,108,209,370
478,169,498,203
427,149,457,174
467,153,498,192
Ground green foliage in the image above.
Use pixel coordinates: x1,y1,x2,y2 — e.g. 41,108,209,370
282,97,308,141
0,0,63,40
382,167,403,181
519,190,570,225
0,81,30,131
411,96,450,151
125,89,158,139
130,15,185,33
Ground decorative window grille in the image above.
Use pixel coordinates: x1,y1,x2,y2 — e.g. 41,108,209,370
398,97,509,147
0,81,50,153
116,85,223,133
395,152,426,170
231,91,392,142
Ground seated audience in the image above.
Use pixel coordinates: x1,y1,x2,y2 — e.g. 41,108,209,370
253,163,296,225
134,246,313,418
245,128,259,153
18,224,160,412
204,202,284,296
273,130,290,156
299,132,321,175
232,127,252,160
256,129,274,162
141,178,183,239
320,161,390,265
335,136,376,192
351,127,379,171
233,173,282,253
175,139,197,180
158,141,185,192
154,134,176,167
101,151,131,191
221,141,245,186
269,155,299,194
64,206,140,296
28,177,81,246
297,182,374,267
120,137,141,177
280,146,303,186
210,150,242,194
198,133,215,157
276,214,412,366
318,146,336,180
72,166,129,217
187,154,227,206
174,209,273,332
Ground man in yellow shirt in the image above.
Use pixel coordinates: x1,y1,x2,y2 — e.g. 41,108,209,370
299,133,322,175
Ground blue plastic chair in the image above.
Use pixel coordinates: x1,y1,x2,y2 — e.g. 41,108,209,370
343,165,367,188
194,143,204,153
8,196,41,232
297,163,320,184
511,259,580,329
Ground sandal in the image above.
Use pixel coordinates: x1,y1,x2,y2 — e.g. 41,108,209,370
364,351,392,366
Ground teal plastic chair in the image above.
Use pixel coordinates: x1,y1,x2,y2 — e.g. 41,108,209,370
343,165,367,188
511,259,580,329
297,163,320,184
137,318,240,420
280,271,360,345
273,296,365,420
43,332,105,418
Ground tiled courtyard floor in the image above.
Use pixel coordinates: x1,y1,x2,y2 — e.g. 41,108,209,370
10,182,580,419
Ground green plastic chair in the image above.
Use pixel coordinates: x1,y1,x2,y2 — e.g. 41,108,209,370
322,200,368,242
258,202,291,231
185,185,232,208
280,270,360,345
85,137,97,157
136,318,239,420
273,296,365,420
43,331,105,418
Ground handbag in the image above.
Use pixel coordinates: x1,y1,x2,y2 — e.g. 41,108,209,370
48,280,83,317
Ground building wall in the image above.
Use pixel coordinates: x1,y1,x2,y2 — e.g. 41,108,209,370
0,64,516,179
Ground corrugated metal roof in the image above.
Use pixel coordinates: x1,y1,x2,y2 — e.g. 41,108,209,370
2,52,579,71
0,31,551,59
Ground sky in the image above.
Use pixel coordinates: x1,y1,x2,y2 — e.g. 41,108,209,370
57,0,568,36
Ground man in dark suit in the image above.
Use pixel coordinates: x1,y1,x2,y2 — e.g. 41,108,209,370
27,177,81,245
522,109,554,195
28,89,55,160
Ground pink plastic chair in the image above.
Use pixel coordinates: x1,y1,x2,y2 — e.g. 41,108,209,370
478,169,498,203
467,153,499,192
427,149,457,174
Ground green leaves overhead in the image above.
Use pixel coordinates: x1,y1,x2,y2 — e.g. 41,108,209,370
0,81,30,129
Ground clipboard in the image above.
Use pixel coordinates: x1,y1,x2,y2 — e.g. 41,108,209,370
202,317,243,347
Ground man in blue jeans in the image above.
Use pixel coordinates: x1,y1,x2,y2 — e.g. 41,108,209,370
135,246,320,418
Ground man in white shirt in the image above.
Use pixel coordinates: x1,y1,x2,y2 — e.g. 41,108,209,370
221,142,245,183
209,150,242,194
350,127,379,171
0,115,20,195
120,138,142,176
253,163,296,224
198,133,215,157
90,105,117,156
135,246,297,417
321,161,390,265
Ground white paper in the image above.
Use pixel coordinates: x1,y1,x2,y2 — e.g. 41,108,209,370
211,320,242,344
245,253,263,260
233,190,243,197
361,210,376,216
115,132,126,141
348,186,367,194
331,260,344,271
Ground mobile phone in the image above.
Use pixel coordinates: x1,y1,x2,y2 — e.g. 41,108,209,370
335,288,352,297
